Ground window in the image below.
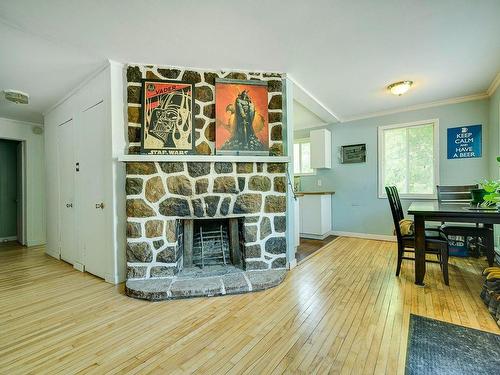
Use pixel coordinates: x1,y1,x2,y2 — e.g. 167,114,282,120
378,119,439,199
294,139,315,175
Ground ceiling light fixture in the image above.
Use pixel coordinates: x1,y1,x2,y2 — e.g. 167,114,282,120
3,89,29,104
387,81,413,96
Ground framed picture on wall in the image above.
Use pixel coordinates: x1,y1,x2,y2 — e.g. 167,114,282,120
215,78,269,155
140,79,195,155
340,143,366,164
447,124,482,159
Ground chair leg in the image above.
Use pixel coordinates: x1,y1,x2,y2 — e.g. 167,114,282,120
441,247,449,286
396,244,403,276
484,227,494,267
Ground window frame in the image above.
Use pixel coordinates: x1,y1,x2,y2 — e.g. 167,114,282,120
377,119,440,199
294,138,316,176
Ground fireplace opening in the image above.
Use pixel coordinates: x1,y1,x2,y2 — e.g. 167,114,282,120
183,218,243,270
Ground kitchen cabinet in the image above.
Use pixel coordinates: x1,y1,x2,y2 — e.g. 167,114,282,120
310,129,331,169
298,192,333,239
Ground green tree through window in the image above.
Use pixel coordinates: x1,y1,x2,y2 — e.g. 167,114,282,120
379,121,437,197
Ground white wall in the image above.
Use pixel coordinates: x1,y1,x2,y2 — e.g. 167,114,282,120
0,117,46,246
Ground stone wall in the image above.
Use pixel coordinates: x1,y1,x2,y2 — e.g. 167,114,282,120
126,65,285,156
126,161,287,279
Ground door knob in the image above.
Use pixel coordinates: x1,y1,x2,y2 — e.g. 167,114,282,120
95,202,105,209
66,203,73,208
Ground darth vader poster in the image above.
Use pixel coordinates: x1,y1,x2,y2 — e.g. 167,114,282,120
141,79,194,155
215,78,269,155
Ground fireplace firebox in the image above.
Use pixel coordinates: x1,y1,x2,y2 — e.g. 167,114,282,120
183,218,244,269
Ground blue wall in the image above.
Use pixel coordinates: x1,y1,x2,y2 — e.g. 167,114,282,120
489,85,500,178
295,99,491,236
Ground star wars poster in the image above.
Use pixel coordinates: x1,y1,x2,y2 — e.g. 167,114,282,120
141,80,194,155
215,78,269,155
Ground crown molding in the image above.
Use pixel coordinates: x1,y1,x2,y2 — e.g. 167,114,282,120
487,72,500,96
340,72,500,123
0,116,43,126
341,92,489,123
287,75,340,124
294,121,330,132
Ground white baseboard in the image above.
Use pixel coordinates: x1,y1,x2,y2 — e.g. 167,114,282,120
0,236,17,242
300,230,336,240
288,257,298,269
105,272,125,285
73,262,85,272
331,231,396,242
45,248,61,260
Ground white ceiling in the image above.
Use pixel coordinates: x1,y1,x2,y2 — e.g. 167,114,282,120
0,0,499,124
0,21,104,123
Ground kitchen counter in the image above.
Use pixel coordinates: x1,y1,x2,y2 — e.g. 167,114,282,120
295,191,335,197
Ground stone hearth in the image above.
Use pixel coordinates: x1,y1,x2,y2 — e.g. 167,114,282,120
125,160,288,300
126,267,286,301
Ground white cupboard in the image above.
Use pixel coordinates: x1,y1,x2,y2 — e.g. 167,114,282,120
78,101,108,278
57,119,76,265
44,62,126,283
310,129,331,169
298,194,332,239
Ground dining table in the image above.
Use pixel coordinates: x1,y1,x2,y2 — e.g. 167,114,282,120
407,201,498,286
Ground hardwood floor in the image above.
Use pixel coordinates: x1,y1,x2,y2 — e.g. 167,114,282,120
0,238,498,374
295,236,337,263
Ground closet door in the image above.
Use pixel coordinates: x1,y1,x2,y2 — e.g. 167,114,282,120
58,119,76,264
80,101,107,278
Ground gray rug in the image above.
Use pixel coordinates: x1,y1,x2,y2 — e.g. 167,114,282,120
406,314,500,375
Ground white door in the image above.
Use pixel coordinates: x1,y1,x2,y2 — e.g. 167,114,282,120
80,101,107,278
16,142,25,245
58,119,76,264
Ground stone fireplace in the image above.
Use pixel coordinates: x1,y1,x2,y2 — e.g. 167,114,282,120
123,64,288,300
124,160,288,300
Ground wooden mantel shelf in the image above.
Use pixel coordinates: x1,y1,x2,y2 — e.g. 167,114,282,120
118,154,290,163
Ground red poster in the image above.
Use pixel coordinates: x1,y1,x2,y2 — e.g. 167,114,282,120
215,79,269,155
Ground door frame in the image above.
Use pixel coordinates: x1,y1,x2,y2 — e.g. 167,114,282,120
16,141,27,245
0,138,27,245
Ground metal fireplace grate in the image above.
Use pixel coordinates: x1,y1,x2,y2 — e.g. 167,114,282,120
192,225,229,268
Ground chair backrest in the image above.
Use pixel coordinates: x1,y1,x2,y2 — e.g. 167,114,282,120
385,186,404,241
437,185,478,204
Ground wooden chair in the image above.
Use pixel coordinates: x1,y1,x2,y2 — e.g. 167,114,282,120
437,185,493,262
386,186,450,285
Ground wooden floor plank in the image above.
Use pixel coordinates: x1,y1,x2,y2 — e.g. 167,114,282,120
0,239,498,375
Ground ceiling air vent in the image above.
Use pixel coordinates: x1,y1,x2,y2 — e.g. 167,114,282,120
3,90,29,104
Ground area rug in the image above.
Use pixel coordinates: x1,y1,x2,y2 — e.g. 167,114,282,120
405,314,500,375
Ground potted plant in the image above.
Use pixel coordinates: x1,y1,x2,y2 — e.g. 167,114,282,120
477,156,500,208
471,185,487,205
479,179,500,207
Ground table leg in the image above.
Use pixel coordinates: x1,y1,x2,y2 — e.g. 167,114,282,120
484,224,494,267
414,215,426,286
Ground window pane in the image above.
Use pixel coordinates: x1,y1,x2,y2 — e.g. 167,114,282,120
384,128,408,193
293,143,300,174
301,143,313,173
408,124,434,194
382,123,435,196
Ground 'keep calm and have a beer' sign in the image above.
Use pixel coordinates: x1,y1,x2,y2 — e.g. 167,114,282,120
447,124,482,159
